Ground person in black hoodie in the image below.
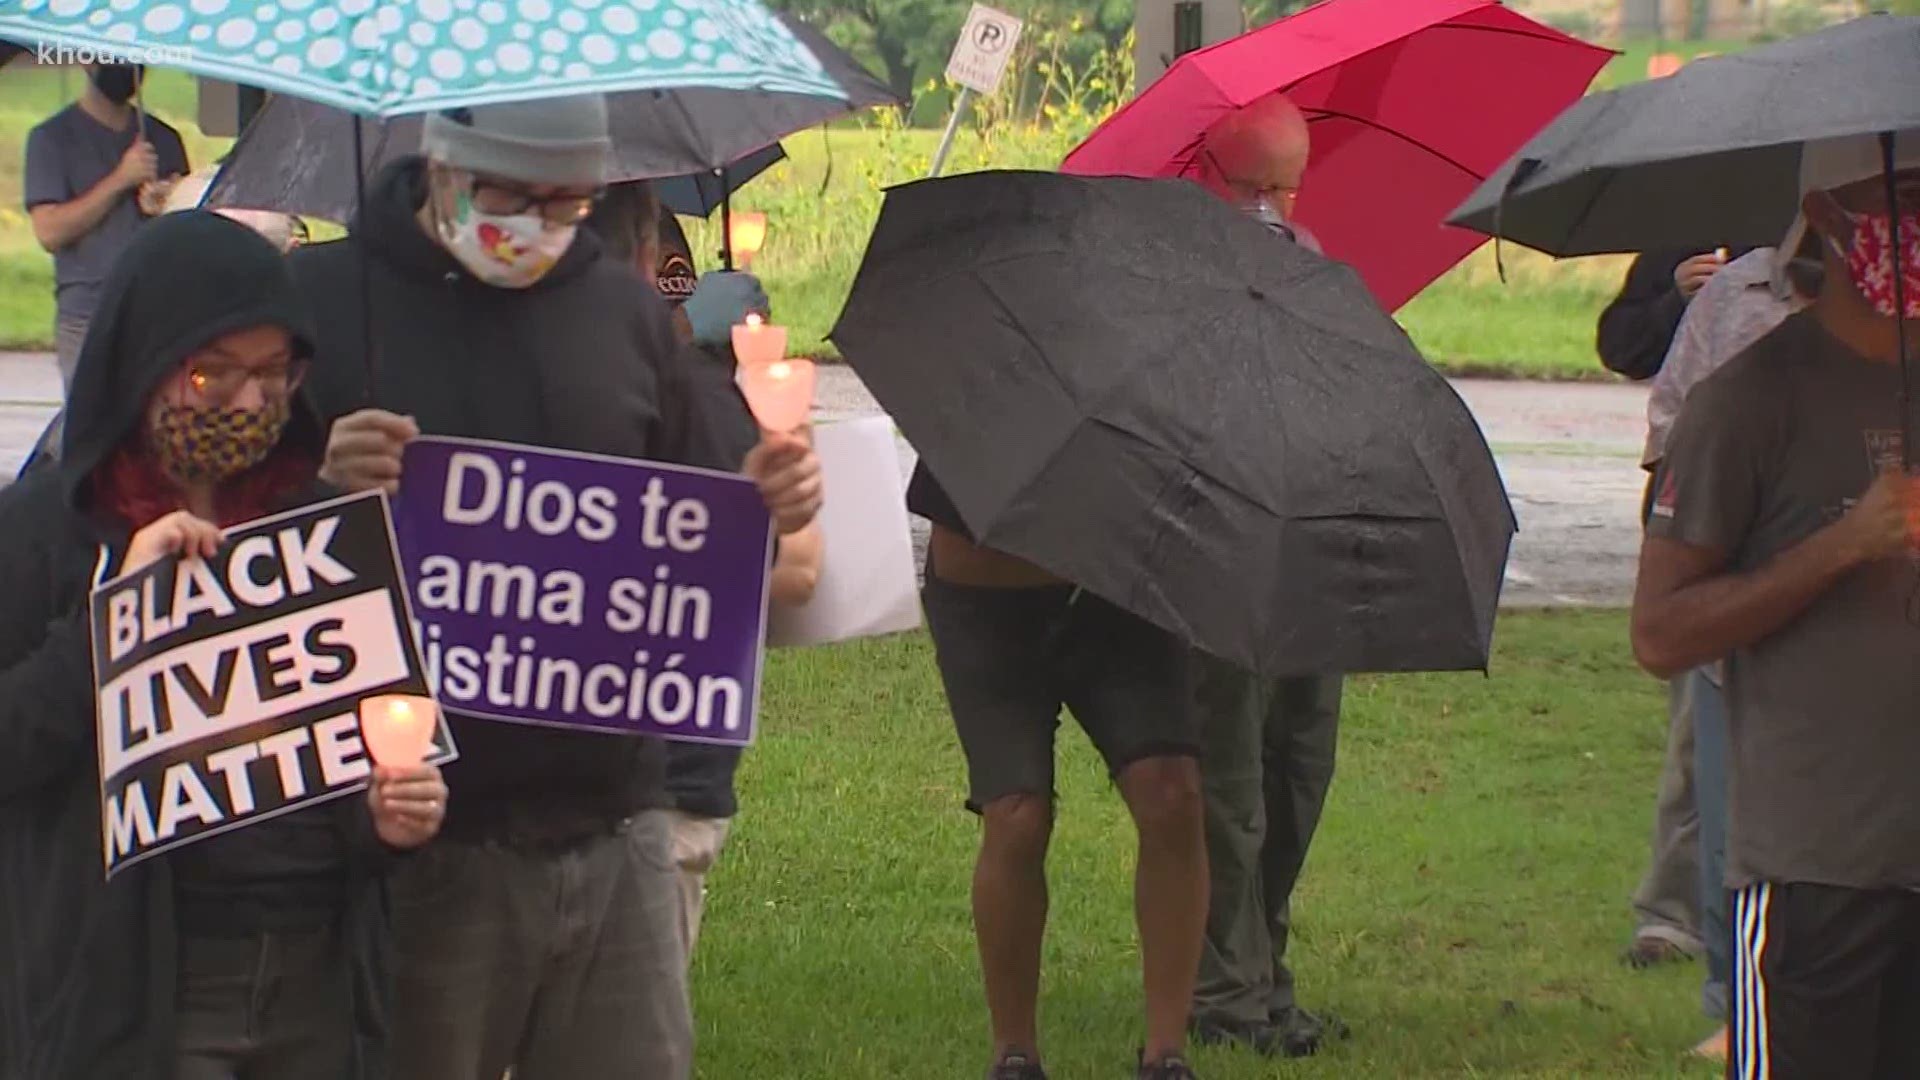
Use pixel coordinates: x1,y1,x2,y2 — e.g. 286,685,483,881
0,210,447,1080
585,180,826,959
292,96,823,1079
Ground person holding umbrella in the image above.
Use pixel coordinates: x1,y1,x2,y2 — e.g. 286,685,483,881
298,95,823,1080
1179,92,1349,1061
24,61,188,398
1631,131,1920,1079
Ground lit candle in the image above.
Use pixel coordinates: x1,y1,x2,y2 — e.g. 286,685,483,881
731,312,788,368
358,694,439,769
729,211,768,270
738,355,817,433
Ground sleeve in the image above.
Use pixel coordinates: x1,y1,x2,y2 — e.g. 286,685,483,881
22,123,70,210
653,329,759,474
1596,251,1692,381
154,122,189,177
1645,369,1766,554
0,499,101,800
1643,283,1719,465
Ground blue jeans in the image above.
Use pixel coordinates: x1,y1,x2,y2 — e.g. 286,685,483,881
1687,668,1731,1022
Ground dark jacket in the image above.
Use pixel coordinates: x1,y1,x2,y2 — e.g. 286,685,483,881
1596,247,1755,381
290,157,759,839
0,212,397,1079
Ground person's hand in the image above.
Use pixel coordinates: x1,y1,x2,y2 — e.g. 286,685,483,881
1832,469,1916,566
743,429,822,535
684,271,770,347
367,764,447,850
1674,250,1727,298
123,510,221,575
321,410,419,495
135,176,175,217
113,139,159,193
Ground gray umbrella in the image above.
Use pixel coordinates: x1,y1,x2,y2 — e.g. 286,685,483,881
204,13,899,223
832,171,1515,678
1448,14,1920,256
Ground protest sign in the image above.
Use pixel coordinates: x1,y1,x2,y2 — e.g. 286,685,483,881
89,491,450,878
390,436,773,746
768,417,921,648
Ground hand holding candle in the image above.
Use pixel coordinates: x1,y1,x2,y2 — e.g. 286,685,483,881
739,356,818,433
360,694,440,768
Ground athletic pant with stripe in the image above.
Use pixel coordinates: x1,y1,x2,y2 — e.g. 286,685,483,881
1731,882,1920,1079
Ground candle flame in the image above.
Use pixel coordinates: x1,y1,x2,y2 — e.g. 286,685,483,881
769,360,791,379
745,313,763,329
389,699,415,722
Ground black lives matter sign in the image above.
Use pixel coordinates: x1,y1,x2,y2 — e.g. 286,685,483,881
89,491,451,877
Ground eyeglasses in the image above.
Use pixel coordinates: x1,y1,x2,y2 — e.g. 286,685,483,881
467,175,603,226
186,357,309,403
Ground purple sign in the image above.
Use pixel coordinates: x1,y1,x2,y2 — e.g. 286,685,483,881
390,436,773,746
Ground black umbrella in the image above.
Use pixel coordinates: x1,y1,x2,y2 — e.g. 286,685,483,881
203,13,899,224
832,171,1515,678
1448,15,1920,257
656,142,788,218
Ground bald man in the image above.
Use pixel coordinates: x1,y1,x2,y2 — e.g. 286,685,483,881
1185,92,1349,1060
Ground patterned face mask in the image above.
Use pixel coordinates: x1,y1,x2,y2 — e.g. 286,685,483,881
146,397,289,484
437,190,574,289
1832,207,1920,320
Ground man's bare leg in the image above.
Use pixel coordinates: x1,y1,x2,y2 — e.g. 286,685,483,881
975,793,1054,1062
1118,755,1208,1062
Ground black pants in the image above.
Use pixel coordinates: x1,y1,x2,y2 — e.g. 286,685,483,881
174,926,356,1080
1731,883,1920,1080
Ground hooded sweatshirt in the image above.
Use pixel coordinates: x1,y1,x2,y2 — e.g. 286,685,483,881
291,157,760,839
0,211,398,1078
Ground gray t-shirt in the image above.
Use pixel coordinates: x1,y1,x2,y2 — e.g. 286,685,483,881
1650,312,1920,891
23,104,189,324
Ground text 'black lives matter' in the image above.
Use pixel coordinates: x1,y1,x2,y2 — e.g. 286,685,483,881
88,490,453,878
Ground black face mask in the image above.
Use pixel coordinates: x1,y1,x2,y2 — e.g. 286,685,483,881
91,65,140,106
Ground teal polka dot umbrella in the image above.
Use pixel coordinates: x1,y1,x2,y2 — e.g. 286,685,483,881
0,0,841,117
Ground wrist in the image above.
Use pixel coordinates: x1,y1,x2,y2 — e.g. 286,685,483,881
1813,519,1865,575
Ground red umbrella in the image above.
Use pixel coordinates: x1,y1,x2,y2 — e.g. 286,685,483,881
1061,0,1611,311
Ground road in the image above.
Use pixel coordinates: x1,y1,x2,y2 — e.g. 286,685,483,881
0,353,1652,608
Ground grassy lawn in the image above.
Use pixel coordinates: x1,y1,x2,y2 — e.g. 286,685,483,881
697,610,1720,1078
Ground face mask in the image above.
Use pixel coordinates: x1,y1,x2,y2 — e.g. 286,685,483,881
1243,198,1297,242
437,190,574,289
147,397,289,485
91,65,139,106
1832,207,1920,319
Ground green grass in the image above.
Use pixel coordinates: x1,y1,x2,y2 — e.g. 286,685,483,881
696,610,1720,1078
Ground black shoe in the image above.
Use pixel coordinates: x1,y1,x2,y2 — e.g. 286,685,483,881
1268,1006,1350,1058
987,1051,1048,1080
1136,1051,1199,1079
1189,1020,1280,1056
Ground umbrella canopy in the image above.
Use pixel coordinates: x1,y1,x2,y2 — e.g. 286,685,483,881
655,142,786,217
0,0,840,117
832,171,1514,677
203,12,896,220
1060,0,1610,311
1448,15,1920,256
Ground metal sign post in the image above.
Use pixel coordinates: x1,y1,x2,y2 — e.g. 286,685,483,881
930,2,1023,179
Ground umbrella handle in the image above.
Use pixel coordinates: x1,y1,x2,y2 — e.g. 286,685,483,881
1884,132,1913,469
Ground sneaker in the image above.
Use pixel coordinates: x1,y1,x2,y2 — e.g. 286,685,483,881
1623,934,1697,969
987,1051,1048,1080
1189,1019,1281,1056
1136,1051,1199,1079
1270,1005,1351,1058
